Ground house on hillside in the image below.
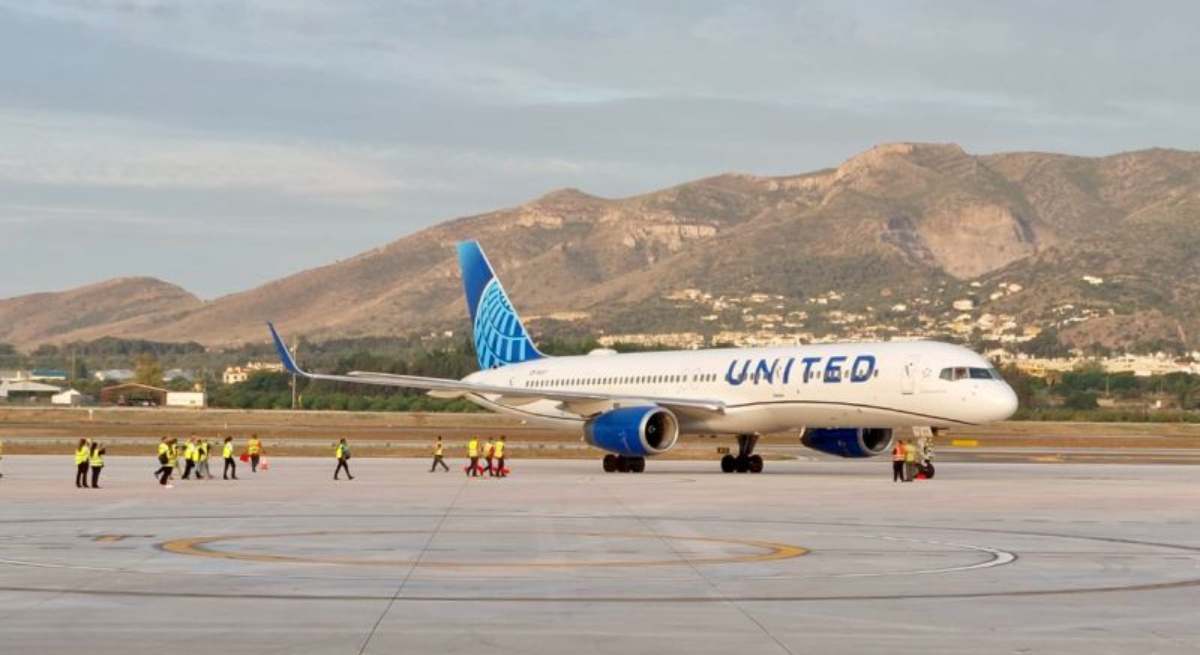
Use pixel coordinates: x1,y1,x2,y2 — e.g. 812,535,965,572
51,389,88,406
94,369,135,383
0,380,63,403
223,362,284,385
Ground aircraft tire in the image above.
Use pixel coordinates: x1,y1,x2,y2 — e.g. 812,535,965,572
629,457,646,473
735,456,750,473
615,456,630,473
602,455,617,473
720,454,736,473
749,455,764,474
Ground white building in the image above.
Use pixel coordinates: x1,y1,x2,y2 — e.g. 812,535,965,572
223,362,284,385
51,389,86,406
166,391,206,408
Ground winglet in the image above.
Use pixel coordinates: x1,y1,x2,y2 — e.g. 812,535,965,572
266,322,303,375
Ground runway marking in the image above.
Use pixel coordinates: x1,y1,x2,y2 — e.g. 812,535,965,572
158,529,809,569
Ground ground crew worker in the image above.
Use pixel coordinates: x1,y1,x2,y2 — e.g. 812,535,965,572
466,436,480,477
430,436,449,472
333,438,353,480
75,438,91,488
484,437,496,476
247,434,263,473
892,440,905,482
494,436,506,477
198,438,212,479
89,442,105,489
182,437,198,480
903,439,918,482
170,438,181,480
222,436,237,480
154,437,174,487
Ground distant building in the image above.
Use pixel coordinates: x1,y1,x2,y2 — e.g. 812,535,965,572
162,368,196,383
51,389,87,406
223,362,284,385
94,369,135,383
0,369,27,382
99,383,168,407
29,369,68,381
165,391,206,408
0,380,62,403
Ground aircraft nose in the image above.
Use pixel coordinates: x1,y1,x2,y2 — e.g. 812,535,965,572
989,383,1019,421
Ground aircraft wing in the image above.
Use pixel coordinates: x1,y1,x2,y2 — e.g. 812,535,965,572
267,323,725,416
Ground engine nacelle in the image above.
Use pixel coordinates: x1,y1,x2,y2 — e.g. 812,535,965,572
584,406,679,457
802,428,894,458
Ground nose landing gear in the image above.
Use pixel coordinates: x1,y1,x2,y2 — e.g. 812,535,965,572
720,435,763,474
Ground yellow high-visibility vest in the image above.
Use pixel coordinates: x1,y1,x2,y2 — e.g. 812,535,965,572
467,439,479,457
434,443,444,457
335,444,345,459
494,442,505,458
89,450,104,468
75,445,90,465
223,443,234,459
247,439,262,455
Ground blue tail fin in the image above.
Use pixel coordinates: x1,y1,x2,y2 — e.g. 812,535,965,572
456,240,545,369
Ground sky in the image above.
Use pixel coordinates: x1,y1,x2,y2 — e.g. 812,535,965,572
2,1,1198,299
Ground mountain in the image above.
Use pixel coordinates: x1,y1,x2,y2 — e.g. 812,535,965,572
5,143,1200,352
0,277,201,347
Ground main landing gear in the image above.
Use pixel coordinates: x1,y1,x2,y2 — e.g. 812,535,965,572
602,454,646,473
720,434,764,474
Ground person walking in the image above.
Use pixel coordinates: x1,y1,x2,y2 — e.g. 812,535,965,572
74,438,91,488
182,437,198,480
892,440,905,482
154,437,174,487
333,438,353,480
222,436,238,480
198,438,213,480
494,436,507,477
903,439,918,482
247,434,263,473
466,436,480,477
89,442,106,489
484,437,496,477
170,438,181,480
430,436,449,472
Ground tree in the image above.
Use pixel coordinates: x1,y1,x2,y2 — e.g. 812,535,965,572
1063,391,1099,411
134,354,163,387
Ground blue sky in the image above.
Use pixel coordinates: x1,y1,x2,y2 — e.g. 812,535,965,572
2,1,1197,298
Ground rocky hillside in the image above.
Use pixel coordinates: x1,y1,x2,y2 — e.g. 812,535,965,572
5,143,1200,351
0,277,201,347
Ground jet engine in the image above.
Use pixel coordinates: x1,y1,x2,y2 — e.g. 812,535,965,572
584,406,679,457
801,428,894,458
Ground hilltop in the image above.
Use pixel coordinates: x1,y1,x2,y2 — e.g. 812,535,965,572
5,143,1200,352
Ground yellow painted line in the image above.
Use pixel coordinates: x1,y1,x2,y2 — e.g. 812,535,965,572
951,439,979,447
159,529,808,569
93,535,125,543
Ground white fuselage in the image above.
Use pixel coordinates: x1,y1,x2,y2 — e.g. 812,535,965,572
464,340,1017,434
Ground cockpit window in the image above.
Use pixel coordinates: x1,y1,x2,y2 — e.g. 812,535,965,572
940,367,999,381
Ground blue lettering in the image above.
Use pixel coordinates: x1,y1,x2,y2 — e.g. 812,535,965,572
725,359,750,386
850,355,876,383
800,357,821,383
753,358,779,384
824,356,847,383
781,357,796,384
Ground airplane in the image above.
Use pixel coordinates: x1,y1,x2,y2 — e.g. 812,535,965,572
268,240,1018,474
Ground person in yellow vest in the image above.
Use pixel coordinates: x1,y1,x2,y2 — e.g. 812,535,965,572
89,442,106,489
466,436,480,477
155,437,174,488
903,439,918,482
892,440,906,482
484,437,496,477
430,436,449,472
494,436,507,478
334,438,353,480
182,437,198,480
247,434,263,473
74,438,91,488
198,438,213,480
222,436,238,480
169,438,180,481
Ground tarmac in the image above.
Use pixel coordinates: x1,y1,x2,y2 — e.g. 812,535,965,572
1,455,1198,654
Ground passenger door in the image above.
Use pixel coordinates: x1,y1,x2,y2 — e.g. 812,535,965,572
901,355,920,395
